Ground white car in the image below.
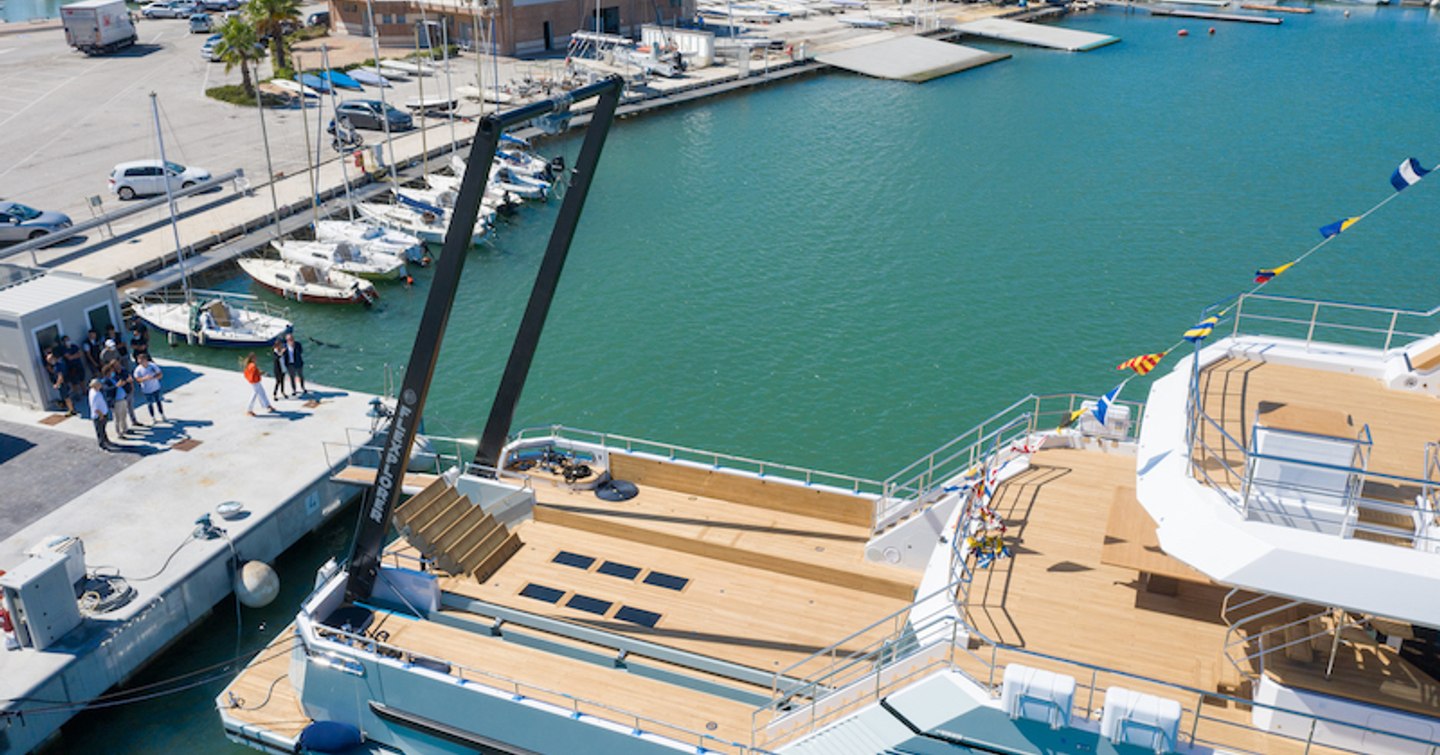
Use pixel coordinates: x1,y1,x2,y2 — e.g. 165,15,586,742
140,0,198,18
109,160,213,200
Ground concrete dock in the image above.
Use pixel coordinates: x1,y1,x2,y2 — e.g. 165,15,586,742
952,17,1120,52
817,35,1009,82
0,359,379,753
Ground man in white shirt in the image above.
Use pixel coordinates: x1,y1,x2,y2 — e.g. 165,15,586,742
132,353,167,422
88,379,114,451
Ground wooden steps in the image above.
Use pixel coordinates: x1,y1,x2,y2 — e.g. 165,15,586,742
394,479,522,580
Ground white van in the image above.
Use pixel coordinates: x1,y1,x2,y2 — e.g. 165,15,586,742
108,160,213,200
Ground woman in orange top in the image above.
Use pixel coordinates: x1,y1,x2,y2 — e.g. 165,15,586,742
243,352,275,416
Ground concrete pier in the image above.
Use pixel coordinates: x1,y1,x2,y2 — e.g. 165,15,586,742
0,359,378,753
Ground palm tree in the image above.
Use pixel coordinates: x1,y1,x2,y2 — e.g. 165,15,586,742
215,16,263,100
248,0,301,73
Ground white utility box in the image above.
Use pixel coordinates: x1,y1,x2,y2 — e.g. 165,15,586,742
1,551,83,650
25,535,87,586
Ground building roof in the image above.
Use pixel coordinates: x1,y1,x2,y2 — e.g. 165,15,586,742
0,271,113,318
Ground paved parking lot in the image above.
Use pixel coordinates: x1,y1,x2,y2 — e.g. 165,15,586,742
0,12,494,242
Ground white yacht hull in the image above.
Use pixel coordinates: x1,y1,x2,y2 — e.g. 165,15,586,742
314,219,425,264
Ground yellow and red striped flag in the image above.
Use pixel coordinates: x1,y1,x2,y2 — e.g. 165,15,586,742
1116,351,1167,376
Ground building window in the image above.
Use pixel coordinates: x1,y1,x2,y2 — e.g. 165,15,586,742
85,303,115,335
396,12,406,23
381,13,390,23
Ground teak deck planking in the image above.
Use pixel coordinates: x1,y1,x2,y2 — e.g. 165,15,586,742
444,519,915,675
1198,357,1440,480
219,627,309,741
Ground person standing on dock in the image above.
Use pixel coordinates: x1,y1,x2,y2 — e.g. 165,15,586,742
129,327,150,365
271,339,288,401
282,333,305,397
61,336,86,404
83,329,103,378
132,353,167,423
243,353,275,416
104,361,133,438
88,379,114,451
46,352,75,417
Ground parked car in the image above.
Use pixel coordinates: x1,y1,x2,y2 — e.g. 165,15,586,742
200,33,222,60
108,160,213,200
188,12,213,32
306,10,329,27
327,100,413,132
200,0,238,10
140,0,197,18
0,201,72,244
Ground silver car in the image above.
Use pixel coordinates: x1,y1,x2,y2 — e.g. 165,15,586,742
0,201,73,244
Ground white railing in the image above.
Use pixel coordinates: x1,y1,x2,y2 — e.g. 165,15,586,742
320,427,477,478
509,424,885,495
1230,292,1440,353
874,392,1146,532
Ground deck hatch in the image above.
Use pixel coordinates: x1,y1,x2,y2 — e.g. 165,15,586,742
614,606,662,628
565,594,613,616
596,561,641,580
551,551,596,570
518,583,566,604
643,571,689,591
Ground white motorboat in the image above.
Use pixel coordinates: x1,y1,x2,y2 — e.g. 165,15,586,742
130,294,292,348
404,95,458,113
356,202,491,246
315,219,424,264
237,257,378,305
273,239,407,281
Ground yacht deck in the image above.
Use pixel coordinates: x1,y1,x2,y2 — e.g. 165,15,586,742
219,627,309,743
953,446,1418,755
1196,356,1440,483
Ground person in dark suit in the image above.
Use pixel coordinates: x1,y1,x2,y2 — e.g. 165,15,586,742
283,332,306,396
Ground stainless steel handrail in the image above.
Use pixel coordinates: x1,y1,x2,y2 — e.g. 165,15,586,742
510,423,885,495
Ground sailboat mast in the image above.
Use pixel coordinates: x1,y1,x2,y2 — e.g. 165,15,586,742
149,92,192,314
320,45,356,220
296,53,320,225
365,0,399,194
414,13,429,178
255,88,282,236
442,20,457,157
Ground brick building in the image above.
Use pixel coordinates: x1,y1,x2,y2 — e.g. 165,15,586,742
330,0,694,57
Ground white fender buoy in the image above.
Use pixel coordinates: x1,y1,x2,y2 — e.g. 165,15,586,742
235,561,280,608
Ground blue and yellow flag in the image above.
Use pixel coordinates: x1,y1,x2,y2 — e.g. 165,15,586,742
1093,383,1124,426
1184,315,1219,343
1255,261,1296,284
1319,217,1360,239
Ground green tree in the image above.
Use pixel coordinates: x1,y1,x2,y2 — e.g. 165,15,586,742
215,16,263,100
247,0,301,73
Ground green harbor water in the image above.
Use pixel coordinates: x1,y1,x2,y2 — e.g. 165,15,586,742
54,6,1440,752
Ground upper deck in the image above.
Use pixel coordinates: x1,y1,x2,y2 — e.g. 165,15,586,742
1137,293,1440,628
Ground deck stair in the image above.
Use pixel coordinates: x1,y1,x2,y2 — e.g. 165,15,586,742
394,479,523,581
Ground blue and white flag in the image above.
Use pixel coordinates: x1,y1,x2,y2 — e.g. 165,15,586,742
1391,158,1431,192
1092,383,1124,426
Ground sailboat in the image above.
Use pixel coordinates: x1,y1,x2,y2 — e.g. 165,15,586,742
237,257,379,305
314,219,424,264
273,239,408,281
355,199,492,246
129,92,293,348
